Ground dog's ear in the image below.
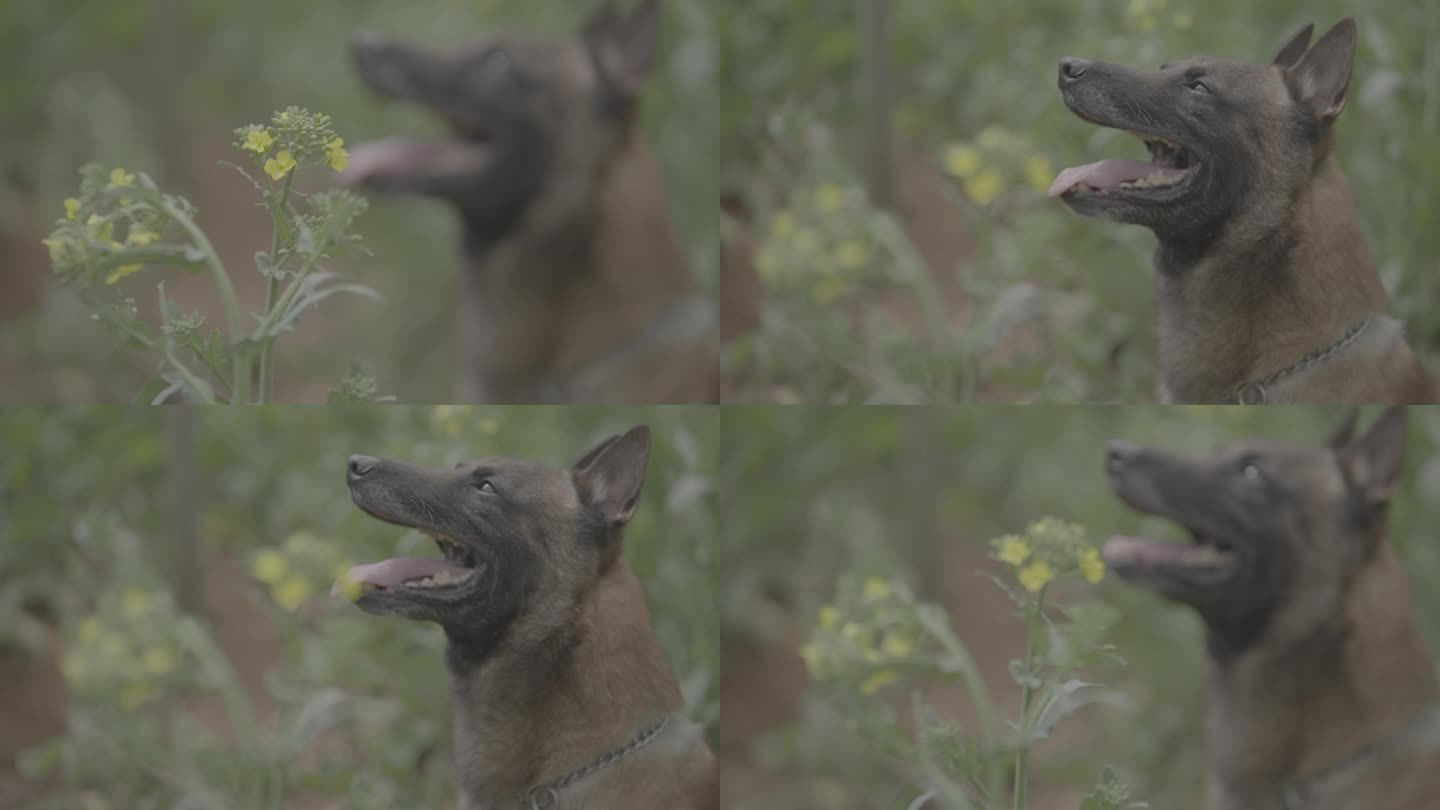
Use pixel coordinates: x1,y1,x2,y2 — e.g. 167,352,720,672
581,0,661,102
1284,18,1356,122
574,425,651,526
1336,407,1408,506
1272,22,1314,68
1326,409,1360,449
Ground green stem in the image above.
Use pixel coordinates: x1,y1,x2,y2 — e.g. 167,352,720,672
1013,587,1047,810
256,171,294,404
916,607,1002,800
158,198,249,401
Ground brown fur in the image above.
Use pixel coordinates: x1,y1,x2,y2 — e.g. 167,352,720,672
1058,20,1438,403
342,427,717,808
1105,408,1440,809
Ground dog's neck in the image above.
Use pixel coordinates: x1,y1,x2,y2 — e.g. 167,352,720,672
457,138,697,402
1205,544,1440,807
1152,153,1390,402
447,559,684,809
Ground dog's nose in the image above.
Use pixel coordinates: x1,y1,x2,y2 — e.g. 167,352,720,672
1106,441,1139,472
1059,57,1092,84
348,455,379,481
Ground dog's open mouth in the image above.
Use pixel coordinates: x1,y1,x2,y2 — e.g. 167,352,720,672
1102,527,1237,584
334,530,482,598
1048,131,1198,199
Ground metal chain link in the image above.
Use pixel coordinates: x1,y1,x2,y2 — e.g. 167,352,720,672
1234,318,1370,404
523,716,671,809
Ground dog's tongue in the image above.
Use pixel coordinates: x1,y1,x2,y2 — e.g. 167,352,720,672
336,557,461,590
1049,159,1164,198
1103,536,1228,568
338,138,491,188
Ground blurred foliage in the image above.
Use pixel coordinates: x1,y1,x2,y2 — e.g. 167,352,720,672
721,406,1440,809
724,0,1440,402
0,0,715,402
0,406,718,808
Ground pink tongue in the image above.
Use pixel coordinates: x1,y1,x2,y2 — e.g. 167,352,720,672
1048,159,1162,198
1103,535,1192,567
339,138,491,187
341,557,467,589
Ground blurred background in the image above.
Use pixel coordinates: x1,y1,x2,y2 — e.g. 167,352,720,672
719,406,1440,809
720,0,1440,403
0,0,716,403
0,406,718,809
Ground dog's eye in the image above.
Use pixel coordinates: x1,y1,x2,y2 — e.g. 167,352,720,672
1184,79,1211,94
473,479,497,495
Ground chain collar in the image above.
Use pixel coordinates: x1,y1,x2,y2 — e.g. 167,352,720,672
1234,319,1370,404
523,715,671,810
1280,703,1440,809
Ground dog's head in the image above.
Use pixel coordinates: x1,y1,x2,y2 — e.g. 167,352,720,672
1103,407,1406,657
340,425,651,663
340,1,660,242
1051,19,1356,242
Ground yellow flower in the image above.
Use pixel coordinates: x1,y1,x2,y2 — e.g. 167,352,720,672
1127,0,1147,15
99,636,126,660
811,275,848,307
76,616,103,644
770,211,796,239
120,684,157,710
334,565,364,603
141,645,178,675
121,588,152,619
755,246,779,281
860,669,899,696
881,634,914,659
264,150,297,181
325,137,349,172
106,264,143,285
996,536,1031,567
41,238,63,262
819,605,838,631
814,183,845,213
977,126,1007,150
835,239,872,271
1025,156,1053,193
273,575,313,611
799,642,824,674
1173,12,1193,29
1019,560,1054,593
108,168,136,188
944,144,981,179
60,652,88,686
242,128,275,154
1137,13,1158,32
840,622,866,644
964,170,1005,205
478,417,500,436
64,198,80,220
127,227,159,246
862,577,891,601
253,549,289,585
1079,547,1105,585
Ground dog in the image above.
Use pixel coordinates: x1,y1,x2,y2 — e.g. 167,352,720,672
341,1,718,405
338,425,718,809
1052,20,1438,404
1104,407,1440,809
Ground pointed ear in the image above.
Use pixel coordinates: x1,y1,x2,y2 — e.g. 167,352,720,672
1337,407,1408,506
1326,409,1360,449
573,425,651,526
581,0,661,101
1284,18,1357,122
1272,22,1314,68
